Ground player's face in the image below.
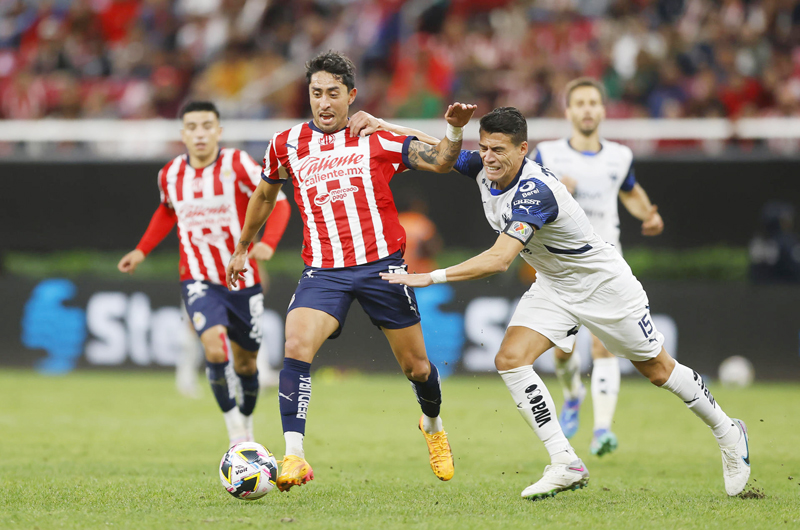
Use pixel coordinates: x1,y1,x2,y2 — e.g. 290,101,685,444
309,71,357,133
478,131,528,188
181,111,222,159
566,86,605,136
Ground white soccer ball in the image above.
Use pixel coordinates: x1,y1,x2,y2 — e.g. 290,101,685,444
718,356,755,388
219,442,278,500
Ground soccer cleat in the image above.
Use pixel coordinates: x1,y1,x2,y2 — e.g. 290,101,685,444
521,459,590,500
590,429,618,457
276,455,314,492
720,419,750,496
419,416,455,481
559,386,585,439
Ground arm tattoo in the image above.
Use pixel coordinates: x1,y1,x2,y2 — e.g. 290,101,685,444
408,138,462,171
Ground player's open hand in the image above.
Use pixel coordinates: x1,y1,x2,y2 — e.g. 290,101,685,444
642,205,664,236
445,103,477,128
349,111,380,137
118,249,145,274
380,271,433,288
226,250,248,290
248,242,275,261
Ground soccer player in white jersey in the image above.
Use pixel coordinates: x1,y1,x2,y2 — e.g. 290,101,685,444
226,51,476,492
118,101,291,446
530,77,664,456
379,107,750,499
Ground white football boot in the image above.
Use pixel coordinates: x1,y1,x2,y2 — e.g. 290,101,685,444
720,419,750,496
521,459,590,500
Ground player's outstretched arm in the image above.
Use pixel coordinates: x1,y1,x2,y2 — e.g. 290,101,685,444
118,203,177,274
349,111,440,145
405,103,476,173
227,179,283,288
619,183,664,236
381,233,522,287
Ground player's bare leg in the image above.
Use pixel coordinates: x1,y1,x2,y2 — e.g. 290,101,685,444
230,342,259,443
633,348,750,496
495,327,589,500
589,335,619,456
553,347,584,439
201,325,246,446
385,323,454,481
276,308,338,491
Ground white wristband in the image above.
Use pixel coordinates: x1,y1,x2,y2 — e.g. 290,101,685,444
430,269,448,284
445,124,463,142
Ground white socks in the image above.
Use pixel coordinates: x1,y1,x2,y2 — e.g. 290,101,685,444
224,408,247,445
554,351,583,401
591,357,620,432
500,365,577,465
661,362,736,444
285,431,305,458
422,415,443,435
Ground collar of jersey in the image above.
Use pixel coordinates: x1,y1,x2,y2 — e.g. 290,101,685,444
567,138,603,157
489,159,526,196
308,120,348,135
185,148,221,170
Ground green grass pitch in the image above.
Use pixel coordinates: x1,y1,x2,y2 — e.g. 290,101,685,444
1,369,798,529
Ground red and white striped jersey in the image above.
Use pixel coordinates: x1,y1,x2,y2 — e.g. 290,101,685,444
157,148,287,287
262,121,414,268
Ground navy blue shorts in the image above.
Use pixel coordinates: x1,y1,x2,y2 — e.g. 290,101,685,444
288,251,420,339
180,280,263,351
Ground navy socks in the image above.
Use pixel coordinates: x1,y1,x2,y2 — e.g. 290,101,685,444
410,362,442,418
206,360,236,413
236,370,259,416
279,358,312,434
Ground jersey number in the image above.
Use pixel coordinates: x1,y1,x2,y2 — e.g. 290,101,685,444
637,314,654,338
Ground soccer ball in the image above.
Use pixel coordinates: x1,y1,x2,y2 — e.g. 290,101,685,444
219,442,278,500
718,356,755,388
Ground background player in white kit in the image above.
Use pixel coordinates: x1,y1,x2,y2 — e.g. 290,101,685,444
118,101,290,446
531,77,664,456
378,107,750,500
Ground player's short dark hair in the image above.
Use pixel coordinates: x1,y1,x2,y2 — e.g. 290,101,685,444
179,101,220,119
565,77,606,106
305,51,356,91
479,107,527,146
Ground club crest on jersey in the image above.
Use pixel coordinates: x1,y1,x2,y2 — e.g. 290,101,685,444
511,221,531,237
319,135,334,146
222,169,235,182
192,311,206,330
314,185,359,206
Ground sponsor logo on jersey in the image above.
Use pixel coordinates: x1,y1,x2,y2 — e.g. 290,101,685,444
513,205,538,216
313,185,359,206
513,199,541,206
519,181,537,193
191,231,230,248
298,154,365,187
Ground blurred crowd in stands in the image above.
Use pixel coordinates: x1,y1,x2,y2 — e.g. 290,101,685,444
1,0,799,123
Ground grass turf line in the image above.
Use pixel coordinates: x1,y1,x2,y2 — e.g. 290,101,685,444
0,370,797,530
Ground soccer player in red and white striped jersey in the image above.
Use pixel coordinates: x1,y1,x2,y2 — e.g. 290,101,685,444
227,51,475,491
118,101,290,446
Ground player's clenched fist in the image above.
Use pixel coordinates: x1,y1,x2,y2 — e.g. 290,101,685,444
226,249,248,290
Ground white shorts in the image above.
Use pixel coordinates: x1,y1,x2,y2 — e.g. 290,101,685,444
507,275,664,362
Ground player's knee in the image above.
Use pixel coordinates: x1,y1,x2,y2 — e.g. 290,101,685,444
203,344,227,363
495,349,525,372
403,359,430,382
283,334,314,363
233,355,257,376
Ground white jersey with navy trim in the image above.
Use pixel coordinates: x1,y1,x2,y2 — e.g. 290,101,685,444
453,150,633,302
531,138,635,249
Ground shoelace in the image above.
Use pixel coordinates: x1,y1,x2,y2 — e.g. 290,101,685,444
428,432,452,467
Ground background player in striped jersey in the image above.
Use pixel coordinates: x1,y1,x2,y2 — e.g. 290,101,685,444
531,78,664,456
226,51,475,491
118,101,290,446
378,107,749,499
